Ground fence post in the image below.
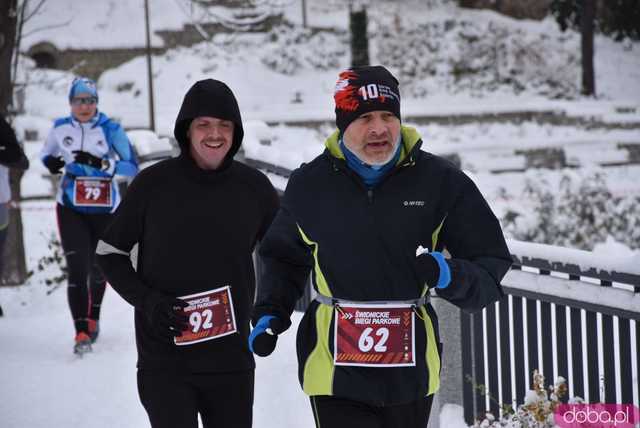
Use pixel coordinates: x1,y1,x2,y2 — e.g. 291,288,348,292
429,297,465,427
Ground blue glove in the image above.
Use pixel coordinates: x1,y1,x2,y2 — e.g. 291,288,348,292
249,315,284,357
416,251,451,289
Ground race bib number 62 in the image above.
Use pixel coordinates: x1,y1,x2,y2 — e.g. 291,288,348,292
334,304,415,367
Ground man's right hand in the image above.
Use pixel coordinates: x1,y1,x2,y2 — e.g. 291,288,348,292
142,292,189,341
249,315,285,357
43,155,65,174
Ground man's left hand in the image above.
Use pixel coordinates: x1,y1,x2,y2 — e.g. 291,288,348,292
415,251,451,289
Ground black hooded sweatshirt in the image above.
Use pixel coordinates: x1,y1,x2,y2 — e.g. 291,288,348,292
96,79,279,372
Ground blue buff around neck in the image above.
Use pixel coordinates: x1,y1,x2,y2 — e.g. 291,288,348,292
339,137,402,188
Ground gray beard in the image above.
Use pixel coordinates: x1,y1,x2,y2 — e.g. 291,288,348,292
365,134,402,167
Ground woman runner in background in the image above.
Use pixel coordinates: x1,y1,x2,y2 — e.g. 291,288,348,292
40,77,138,355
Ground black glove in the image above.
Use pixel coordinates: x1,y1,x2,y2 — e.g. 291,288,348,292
414,251,451,289
248,315,285,357
73,150,105,169
141,292,189,341
43,155,65,174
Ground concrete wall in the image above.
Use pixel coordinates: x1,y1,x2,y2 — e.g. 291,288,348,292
27,41,166,81
25,8,283,80
54,47,166,81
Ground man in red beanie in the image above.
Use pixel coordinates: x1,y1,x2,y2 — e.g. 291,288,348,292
97,79,279,428
250,66,512,427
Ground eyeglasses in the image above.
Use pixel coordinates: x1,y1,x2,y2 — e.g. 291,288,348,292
71,97,97,106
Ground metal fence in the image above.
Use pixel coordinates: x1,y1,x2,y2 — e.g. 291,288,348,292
461,250,640,423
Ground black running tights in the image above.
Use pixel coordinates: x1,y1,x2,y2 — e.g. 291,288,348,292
56,204,112,334
137,369,254,428
310,394,434,428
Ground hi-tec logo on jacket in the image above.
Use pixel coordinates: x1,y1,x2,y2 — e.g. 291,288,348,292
403,200,425,207
63,136,73,147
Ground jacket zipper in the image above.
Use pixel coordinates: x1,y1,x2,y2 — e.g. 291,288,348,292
80,123,85,151
332,153,416,205
366,154,416,201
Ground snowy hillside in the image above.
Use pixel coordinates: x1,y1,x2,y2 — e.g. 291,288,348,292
16,1,640,133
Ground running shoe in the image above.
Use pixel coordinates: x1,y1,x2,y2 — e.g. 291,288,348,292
73,332,92,355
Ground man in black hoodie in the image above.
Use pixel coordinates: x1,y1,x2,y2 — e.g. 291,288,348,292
96,79,279,428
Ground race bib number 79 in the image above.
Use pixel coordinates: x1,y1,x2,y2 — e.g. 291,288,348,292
174,286,237,346
73,177,112,207
334,304,415,367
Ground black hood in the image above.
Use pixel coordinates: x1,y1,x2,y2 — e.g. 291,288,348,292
173,79,244,162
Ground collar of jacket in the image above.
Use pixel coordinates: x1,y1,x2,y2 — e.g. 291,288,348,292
177,150,233,184
324,125,422,168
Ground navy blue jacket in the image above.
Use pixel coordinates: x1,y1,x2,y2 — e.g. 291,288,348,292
253,126,512,405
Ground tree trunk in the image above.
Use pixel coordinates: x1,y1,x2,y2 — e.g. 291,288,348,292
349,5,369,67
2,169,27,285
581,0,596,96
0,0,18,114
0,0,28,286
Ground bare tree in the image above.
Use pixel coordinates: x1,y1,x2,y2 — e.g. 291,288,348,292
0,1,18,115
580,0,595,95
1,0,47,285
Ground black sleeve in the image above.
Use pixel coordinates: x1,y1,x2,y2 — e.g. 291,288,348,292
0,115,28,169
257,179,280,242
96,173,152,308
252,184,313,330
435,174,512,312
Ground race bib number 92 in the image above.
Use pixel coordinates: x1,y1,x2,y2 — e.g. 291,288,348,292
174,285,237,346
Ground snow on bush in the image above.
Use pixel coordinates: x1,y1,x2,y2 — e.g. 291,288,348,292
472,371,573,428
260,25,348,75
375,18,580,99
259,16,582,97
503,169,640,250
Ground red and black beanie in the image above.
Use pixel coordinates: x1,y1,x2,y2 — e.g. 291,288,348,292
334,65,401,134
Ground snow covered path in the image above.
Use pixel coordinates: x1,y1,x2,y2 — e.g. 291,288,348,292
0,286,312,428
